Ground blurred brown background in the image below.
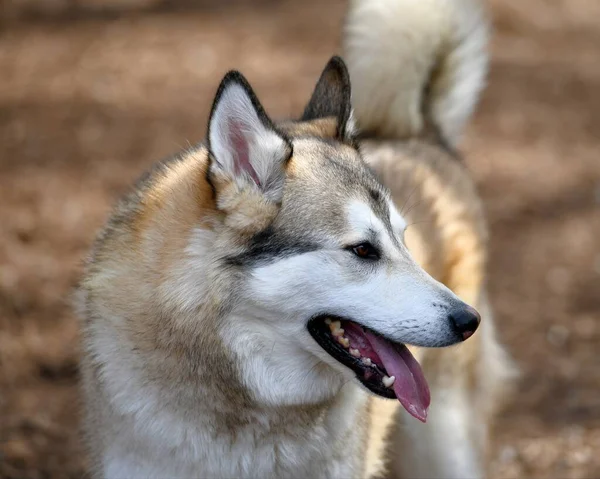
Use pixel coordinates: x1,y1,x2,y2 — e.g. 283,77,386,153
0,0,599,477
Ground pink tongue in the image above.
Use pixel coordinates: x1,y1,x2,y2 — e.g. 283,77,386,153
363,330,431,422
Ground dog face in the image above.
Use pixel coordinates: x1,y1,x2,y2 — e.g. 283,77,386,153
204,58,479,419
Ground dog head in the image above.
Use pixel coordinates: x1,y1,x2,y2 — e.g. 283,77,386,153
201,57,480,419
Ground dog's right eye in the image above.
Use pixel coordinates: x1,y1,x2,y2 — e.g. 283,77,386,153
348,242,380,260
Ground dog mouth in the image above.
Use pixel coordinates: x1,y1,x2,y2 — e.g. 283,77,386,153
307,315,430,422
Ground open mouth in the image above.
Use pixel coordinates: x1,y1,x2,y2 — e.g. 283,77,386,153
307,315,430,422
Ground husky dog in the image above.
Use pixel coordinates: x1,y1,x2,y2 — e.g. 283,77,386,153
78,1,512,477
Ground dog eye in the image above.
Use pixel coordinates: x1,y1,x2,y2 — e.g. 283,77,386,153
348,242,380,260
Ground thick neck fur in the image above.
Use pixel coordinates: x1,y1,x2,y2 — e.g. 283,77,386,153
84,283,366,477
80,148,367,477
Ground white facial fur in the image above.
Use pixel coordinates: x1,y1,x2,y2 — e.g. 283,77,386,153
223,199,463,406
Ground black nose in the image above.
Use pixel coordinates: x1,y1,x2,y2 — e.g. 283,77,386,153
449,304,481,340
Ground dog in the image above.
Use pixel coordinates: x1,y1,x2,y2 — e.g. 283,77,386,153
78,0,513,477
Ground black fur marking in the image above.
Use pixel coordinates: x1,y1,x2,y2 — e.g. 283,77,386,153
369,188,383,203
301,56,353,141
205,150,218,199
225,226,319,267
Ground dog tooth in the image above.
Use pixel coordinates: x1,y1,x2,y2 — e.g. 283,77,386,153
382,375,396,388
361,357,372,366
324,318,332,325
332,328,345,337
350,348,361,358
329,320,341,332
338,337,350,348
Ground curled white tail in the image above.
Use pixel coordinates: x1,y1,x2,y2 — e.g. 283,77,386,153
343,0,489,146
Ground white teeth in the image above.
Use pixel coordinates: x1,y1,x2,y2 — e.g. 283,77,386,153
338,337,350,348
361,357,372,366
332,328,345,337
382,375,396,388
324,318,332,325
350,348,361,358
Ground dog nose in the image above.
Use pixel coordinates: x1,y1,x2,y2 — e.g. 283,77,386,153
449,304,481,340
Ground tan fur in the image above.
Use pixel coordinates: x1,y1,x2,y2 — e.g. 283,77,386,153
79,1,514,475
279,117,340,140
83,128,510,477
79,127,380,477
80,150,253,476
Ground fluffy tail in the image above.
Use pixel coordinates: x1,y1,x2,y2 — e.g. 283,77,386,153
343,0,489,146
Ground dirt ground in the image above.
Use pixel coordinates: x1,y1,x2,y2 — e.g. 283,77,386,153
0,0,598,477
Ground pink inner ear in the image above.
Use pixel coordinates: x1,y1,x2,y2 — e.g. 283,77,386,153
228,118,261,186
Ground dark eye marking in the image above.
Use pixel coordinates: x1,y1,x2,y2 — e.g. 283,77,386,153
225,226,319,267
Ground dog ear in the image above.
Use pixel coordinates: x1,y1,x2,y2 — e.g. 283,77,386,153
207,71,292,203
302,56,354,140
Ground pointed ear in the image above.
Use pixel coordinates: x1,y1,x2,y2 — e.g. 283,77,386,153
207,71,292,202
301,56,354,140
